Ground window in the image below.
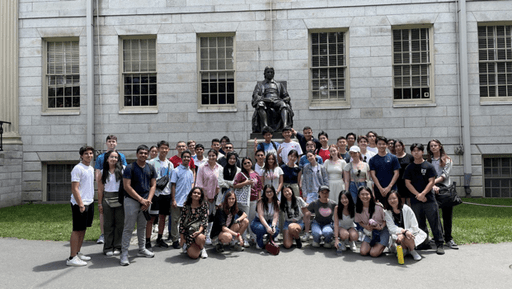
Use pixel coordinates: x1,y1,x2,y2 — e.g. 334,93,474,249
484,156,512,197
44,40,80,110
46,163,75,201
393,27,432,102
478,25,512,99
198,35,235,109
310,31,347,105
121,38,157,108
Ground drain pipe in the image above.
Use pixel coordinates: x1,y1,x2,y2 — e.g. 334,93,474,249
86,0,95,147
457,0,472,196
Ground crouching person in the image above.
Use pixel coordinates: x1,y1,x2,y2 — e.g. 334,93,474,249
211,191,249,252
179,187,209,259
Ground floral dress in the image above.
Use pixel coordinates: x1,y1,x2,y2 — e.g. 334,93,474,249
179,202,209,246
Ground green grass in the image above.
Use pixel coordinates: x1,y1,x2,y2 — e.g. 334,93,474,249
1,198,511,244
0,203,101,242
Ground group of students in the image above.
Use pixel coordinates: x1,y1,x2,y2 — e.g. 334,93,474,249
66,127,458,266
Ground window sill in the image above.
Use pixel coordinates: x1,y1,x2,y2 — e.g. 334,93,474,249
308,105,351,110
392,102,436,108
197,108,238,113
119,107,159,114
480,100,512,106
41,110,80,116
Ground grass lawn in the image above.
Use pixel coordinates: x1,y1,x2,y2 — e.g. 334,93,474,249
0,198,511,244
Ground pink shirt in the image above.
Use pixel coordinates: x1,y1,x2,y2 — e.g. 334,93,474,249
196,163,222,199
234,171,263,201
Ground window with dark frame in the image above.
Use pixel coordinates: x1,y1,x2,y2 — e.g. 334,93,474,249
478,25,512,98
122,38,157,107
310,31,346,102
47,164,75,201
393,28,431,100
46,41,80,108
484,156,512,198
199,36,235,106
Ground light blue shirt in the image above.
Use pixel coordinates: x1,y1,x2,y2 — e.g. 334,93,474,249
171,164,194,207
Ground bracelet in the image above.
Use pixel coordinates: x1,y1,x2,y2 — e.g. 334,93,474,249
98,204,102,207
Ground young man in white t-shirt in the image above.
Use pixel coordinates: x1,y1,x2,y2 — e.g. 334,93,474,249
277,126,302,165
67,146,95,267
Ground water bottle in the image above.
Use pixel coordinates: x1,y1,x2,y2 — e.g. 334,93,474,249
397,245,405,265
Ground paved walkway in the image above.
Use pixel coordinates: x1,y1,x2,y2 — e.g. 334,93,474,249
1,237,510,289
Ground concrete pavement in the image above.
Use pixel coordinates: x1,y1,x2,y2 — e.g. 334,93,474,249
0,237,510,289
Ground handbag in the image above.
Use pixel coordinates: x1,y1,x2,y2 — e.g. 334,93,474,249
435,182,462,208
183,205,202,235
234,173,251,207
156,163,171,191
265,236,280,255
104,191,122,208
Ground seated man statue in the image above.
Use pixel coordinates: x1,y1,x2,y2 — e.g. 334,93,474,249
251,66,294,133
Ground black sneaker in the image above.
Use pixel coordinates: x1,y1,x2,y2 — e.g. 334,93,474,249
156,239,169,248
145,240,153,251
215,243,225,253
436,245,445,255
295,238,302,249
172,241,180,249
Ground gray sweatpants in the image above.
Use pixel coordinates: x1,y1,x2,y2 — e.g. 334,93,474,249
121,197,146,253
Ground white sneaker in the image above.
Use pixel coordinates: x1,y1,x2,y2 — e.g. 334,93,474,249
323,242,333,249
181,244,188,254
350,241,357,252
77,252,91,261
96,234,104,244
255,243,263,250
137,248,155,258
201,248,208,259
301,232,311,242
410,250,422,261
312,241,320,248
66,255,87,267
105,251,114,257
205,237,212,246
113,250,121,256
119,253,129,266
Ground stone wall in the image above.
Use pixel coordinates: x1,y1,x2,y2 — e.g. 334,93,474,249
0,145,23,208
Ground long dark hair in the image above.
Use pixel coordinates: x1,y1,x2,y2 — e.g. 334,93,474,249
240,157,253,177
184,187,205,207
101,150,123,184
260,185,279,213
337,190,355,219
355,186,376,219
384,190,403,211
222,152,238,180
264,153,278,176
222,191,239,216
279,185,297,212
426,139,451,168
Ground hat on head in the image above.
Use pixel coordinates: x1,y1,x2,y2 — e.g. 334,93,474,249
318,185,330,193
349,146,361,153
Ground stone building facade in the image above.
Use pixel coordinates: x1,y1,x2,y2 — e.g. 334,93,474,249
1,0,511,206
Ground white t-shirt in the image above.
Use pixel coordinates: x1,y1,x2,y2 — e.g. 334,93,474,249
70,162,95,206
263,167,284,190
255,163,265,177
278,141,303,164
367,146,378,154
101,167,125,192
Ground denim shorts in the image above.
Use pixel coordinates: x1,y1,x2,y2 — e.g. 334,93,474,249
363,228,390,247
283,220,304,231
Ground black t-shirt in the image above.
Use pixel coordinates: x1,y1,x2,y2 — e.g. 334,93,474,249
281,164,300,184
210,208,244,238
397,153,415,197
123,162,157,199
393,211,404,228
403,161,436,204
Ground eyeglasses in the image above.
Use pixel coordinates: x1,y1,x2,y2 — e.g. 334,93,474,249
225,146,233,149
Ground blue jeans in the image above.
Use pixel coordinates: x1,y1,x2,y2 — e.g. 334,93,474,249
411,201,444,246
349,181,366,204
250,217,279,248
311,221,334,243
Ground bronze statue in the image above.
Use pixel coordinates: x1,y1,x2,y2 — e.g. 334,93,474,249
251,66,294,133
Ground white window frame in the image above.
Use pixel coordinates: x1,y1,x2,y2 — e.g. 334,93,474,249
119,35,158,113
42,37,80,114
392,25,435,106
308,29,350,109
478,23,512,103
197,33,237,112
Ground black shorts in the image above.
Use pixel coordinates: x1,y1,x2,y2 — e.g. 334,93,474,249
151,194,171,216
71,203,94,231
